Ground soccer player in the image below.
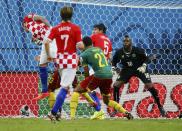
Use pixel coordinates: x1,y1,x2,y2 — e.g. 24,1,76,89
90,23,112,119
112,35,166,117
70,36,133,120
87,23,113,119
23,14,57,100
44,6,99,121
91,23,112,60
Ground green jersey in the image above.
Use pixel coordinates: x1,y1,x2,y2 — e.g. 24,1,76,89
80,47,112,79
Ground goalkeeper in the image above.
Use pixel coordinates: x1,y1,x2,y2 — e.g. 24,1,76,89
112,35,166,117
23,14,57,100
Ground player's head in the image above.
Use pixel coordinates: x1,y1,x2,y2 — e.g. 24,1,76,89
123,35,132,52
82,36,93,48
60,6,73,22
93,23,107,34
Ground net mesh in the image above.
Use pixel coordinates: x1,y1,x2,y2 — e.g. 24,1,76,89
0,0,182,118
47,0,182,9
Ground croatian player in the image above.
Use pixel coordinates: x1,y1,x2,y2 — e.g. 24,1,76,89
91,23,112,61
23,14,57,100
88,23,112,119
44,6,99,121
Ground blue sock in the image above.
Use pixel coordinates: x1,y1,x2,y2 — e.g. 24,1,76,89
90,91,101,111
51,88,67,114
39,66,48,93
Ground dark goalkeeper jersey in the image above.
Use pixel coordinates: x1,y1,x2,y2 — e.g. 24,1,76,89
112,46,149,70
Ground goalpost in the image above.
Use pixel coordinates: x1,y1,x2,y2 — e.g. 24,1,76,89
0,0,181,118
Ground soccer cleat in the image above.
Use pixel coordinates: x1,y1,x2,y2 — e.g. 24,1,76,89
32,92,50,101
90,110,104,120
97,114,105,120
159,107,166,117
47,112,56,122
55,112,61,121
47,112,60,122
125,112,134,120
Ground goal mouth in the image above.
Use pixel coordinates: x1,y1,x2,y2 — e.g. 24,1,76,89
44,0,182,9
1,0,181,119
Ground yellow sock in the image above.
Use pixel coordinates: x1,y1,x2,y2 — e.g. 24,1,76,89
70,92,80,119
48,92,56,108
108,100,127,113
82,92,95,104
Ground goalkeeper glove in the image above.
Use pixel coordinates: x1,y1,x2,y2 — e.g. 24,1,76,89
137,63,147,73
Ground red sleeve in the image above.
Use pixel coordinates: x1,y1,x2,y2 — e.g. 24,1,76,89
48,27,56,40
75,26,82,43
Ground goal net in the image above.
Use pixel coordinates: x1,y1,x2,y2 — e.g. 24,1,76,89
0,0,182,118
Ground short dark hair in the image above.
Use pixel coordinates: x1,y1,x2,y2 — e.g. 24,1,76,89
60,6,73,21
124,35,129,38
123,35,132,42
24,105,29,111
93,23,107,34
82,36,92,47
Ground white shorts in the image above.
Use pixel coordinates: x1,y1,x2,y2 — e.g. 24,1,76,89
59,68,76,88
40,29,57,65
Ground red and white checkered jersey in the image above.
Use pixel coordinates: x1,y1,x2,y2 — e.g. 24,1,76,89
23,13,49,29
48,22,82,69
91,33,112,59
23,13,49,43
56,53,78,69
26,21,49,42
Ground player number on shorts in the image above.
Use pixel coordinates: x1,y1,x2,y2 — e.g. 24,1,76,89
61,35,69,50
94,53,108,67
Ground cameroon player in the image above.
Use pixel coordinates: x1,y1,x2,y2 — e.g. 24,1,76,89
70,36,133,120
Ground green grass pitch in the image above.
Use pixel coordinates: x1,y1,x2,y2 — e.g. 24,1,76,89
0,118,181,131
